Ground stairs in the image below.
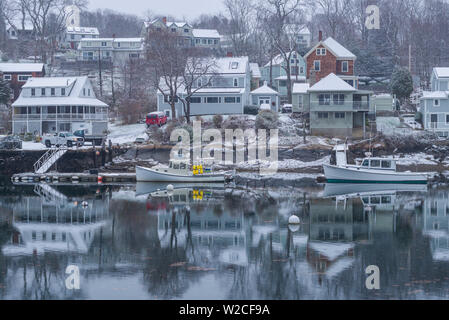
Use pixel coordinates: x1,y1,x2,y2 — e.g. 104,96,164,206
34,146,68,174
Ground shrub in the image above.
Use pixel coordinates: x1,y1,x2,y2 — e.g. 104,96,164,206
244,105,259,115
213,114,223,128
256,110,279,130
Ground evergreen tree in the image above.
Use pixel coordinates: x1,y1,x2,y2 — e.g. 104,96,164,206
390,67,413,103
0,78,11,106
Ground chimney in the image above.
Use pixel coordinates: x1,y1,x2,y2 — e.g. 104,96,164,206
162,17,167,25
319,30,322,42
226,51,233,57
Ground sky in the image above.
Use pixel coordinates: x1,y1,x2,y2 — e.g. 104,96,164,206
88,0,227,20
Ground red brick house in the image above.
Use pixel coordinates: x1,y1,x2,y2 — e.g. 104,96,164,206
304,33,358,88
0,63,46,102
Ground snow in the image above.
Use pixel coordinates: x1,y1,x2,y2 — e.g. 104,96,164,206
376,117,415,136
236,156,330,171
395,153,437,166
251,82,278,95
322,37,356,59
249,63,261,78
107,123,147,145
66,27,99,35
192,29,220,38
434,67,449,78
22,77,77,88
293,83,310,94
0,63,44,73
403,116,422,130
421,91,448,99
21,141,46,150
308,73,356,92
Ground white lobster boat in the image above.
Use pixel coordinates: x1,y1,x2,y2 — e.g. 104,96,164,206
323,145,428,184
136,157,230,182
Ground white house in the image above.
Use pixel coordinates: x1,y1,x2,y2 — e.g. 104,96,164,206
157,56,251,117
12,76,108,135
61,26,99,49
419,67,449,136
250,81,280,112
77,37,144,67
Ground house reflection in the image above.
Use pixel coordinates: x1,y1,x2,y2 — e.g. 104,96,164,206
1,184,110,256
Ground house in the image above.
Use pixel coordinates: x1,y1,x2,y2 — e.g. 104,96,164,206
77,38,144,67
302,73,373,138
250,81,280,112
6,19,35,40
0,63,46,101
292,83,310,113
61,26,100,49
157,56,251,117
285,25,312,49
304,33,358,88
260,51,306,104
419,67,449,136
249,63,261,90
11,76,108,135
143,17,220,48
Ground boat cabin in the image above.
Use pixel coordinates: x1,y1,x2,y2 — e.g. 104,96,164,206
359,158,397,171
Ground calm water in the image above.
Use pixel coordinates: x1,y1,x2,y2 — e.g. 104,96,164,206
0,181,448,300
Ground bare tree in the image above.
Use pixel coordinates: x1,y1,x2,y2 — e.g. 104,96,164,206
223,0,256,56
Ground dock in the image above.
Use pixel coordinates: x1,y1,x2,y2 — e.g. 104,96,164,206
11,172,136,184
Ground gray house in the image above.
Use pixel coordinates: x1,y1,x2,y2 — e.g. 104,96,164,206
302,73,373,138
419,67,449,136
250,81,280,112
157,56,251,117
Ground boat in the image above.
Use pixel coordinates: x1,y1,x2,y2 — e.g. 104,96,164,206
323,183,428,198
136,182,225,197
323,144,428,184
136,157,231,182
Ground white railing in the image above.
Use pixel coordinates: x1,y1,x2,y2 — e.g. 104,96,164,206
13,113,108,121
34,146,68,174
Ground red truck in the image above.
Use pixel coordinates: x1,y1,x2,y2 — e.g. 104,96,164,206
146,111,168,127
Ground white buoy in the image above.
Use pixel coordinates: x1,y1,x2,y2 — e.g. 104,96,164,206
288,215,300,225
81,201,88,208
289,224,300,233
166,184,174,191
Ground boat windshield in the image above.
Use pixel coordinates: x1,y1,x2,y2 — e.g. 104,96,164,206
362,160,369,167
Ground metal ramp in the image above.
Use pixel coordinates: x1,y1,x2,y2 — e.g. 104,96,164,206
34,146,68,174
33,183,68,203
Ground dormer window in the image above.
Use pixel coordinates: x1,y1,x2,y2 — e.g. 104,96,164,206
41,88,46,96
231,62,239,69
316,48,326,56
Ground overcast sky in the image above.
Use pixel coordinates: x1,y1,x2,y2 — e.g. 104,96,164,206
88,0,227,20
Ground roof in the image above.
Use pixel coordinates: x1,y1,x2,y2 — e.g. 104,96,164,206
434,67,449,78
80,37,143,42
284,24,311,35
192,29,220,38
13,76,108,107
421,91,449,99
197,56,249,74
251,82,279,95
293,83,310,94
308,73,357,92
0,63,44,73
305,37,356,60
66,27,99,35
264,51,301,67
275,75,306,81
249,63,261,78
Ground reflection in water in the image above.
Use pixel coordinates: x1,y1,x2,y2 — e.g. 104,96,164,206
0,182,448,300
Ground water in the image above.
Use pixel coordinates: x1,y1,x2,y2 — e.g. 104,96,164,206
0,181,448,300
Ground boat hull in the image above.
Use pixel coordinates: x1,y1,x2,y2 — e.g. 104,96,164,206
136,166,226,182
323,164,428,184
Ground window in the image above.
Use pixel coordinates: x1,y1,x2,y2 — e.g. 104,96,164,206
300,66,304,74
41,88,46,96
335,112,345,119
206,97,219,103
83,88,86,96
18,74,31,82
381,160,392,168
196,39,200,44
370,160,380,167
101,41,107,46
3,74,11,81
362,160,369,167
171,28,176,32
208,39,212,44
291,66,299,75
446,114,449,124
279,80,287,87
184,29,189,33
61,88,66,95
333,94,345,105
319,94,331,105
224,97,236,103
197,78,202,87
51,88,55,96
316,48,326,55
291,59,295,64
88,89,91,96
314,60,320,71
31,88,35,96
233,78,238,87
231,62,239,69
189,97,201,103
202,39,207,44
71,34,75,40
214,39,218,44
164,95,178,103
342,61,348,72
317,112,328,119
434,99,440,106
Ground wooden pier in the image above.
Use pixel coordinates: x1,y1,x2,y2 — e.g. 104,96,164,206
11,172,136,184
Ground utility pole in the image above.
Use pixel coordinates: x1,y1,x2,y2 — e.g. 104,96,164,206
408,44,412,73
98,48,103,96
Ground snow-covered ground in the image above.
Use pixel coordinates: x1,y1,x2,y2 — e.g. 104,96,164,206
107,123,148,145
22,141,46,150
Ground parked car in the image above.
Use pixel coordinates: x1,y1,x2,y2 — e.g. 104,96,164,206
146,111,168,127
42,132,84,148
0,135,22,150
281,104,293,113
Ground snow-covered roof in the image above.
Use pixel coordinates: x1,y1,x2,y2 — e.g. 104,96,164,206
421,91,449,99
293,83,310,94
0,63,44,73
13,76,108,107
249,63,261,78
264,51,300,67
251,81,278,95
308,73,357,92
66,26,99,35
275,75,306,81
434,67,449,78
308,241,354,261
81,37,143,42
195,56,248,74
22,77,77,88
192,29,220,38
305,37,356,60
